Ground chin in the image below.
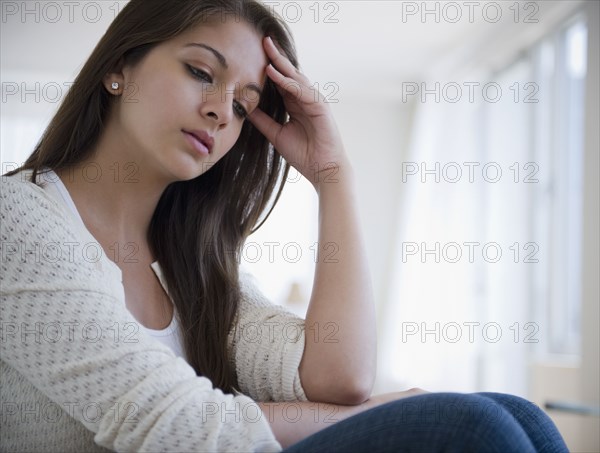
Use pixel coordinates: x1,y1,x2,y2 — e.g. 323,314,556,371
163,159,206,182
174,167,205,182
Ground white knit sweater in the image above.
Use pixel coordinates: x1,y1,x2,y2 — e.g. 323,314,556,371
0,171,308,452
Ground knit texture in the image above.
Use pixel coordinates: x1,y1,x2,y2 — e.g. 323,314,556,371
0,173,308,452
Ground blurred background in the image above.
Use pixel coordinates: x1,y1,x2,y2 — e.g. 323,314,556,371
2,1,598,450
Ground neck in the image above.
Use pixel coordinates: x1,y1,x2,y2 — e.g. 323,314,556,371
55,125,175,245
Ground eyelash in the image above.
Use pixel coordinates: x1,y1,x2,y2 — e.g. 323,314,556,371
186,64,248,119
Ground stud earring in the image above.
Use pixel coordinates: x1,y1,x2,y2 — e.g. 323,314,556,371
111,82,119,90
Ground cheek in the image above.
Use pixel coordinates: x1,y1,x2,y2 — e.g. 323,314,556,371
129,72,196,131
152,80,193,122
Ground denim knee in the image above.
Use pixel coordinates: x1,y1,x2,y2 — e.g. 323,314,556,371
385,392,537,452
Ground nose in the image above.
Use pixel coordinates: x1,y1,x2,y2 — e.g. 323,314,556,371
200,83,234,129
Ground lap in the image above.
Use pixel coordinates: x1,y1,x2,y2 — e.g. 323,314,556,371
282,392,568,453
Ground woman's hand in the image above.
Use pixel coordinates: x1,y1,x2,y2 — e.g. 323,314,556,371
361,388,431,410
247,36,348,189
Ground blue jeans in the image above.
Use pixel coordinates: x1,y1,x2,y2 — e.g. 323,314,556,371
282,392,569,452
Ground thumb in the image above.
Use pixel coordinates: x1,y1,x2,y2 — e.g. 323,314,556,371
247,107,283,148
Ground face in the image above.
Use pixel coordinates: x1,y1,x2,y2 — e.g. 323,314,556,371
106,18,268,182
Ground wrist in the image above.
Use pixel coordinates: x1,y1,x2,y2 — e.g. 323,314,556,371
312,158,355,195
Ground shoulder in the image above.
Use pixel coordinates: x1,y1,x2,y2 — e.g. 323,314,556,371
1,171,79,244
1,172,121,299
238,270,281,309
235,270,305,322
1,172,65,220
238,270,261,296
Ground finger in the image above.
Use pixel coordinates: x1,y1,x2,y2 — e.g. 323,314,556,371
264,36,303,80
246,106,284,147
267,67,287,98
266,64,314,103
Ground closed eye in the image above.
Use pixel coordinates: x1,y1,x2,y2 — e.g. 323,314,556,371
186,64,212,83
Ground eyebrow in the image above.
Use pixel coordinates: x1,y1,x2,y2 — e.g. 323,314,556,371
184,42,263,99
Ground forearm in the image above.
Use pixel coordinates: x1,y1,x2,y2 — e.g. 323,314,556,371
257,389,429,449
299,158,377,404
257,399,372,449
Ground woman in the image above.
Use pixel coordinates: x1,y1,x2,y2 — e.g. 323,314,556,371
1,0,569,451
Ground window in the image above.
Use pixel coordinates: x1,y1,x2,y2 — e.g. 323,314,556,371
532,16,587,357
383,9,589,395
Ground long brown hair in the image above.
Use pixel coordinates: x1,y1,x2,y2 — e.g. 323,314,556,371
5,0,299,395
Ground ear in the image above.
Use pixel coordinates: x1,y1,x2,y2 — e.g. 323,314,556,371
102,57,126,94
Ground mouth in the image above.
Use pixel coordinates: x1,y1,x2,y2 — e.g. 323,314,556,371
182,129,214,155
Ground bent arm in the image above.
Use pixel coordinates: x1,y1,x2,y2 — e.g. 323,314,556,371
299,160,377,404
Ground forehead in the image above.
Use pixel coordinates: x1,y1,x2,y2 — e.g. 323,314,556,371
168,19,268,84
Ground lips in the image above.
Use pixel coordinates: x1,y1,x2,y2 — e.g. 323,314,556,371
182,129,214,154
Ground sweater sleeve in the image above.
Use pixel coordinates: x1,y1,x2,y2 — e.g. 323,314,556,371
0,176,282,452
228,272,309,403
